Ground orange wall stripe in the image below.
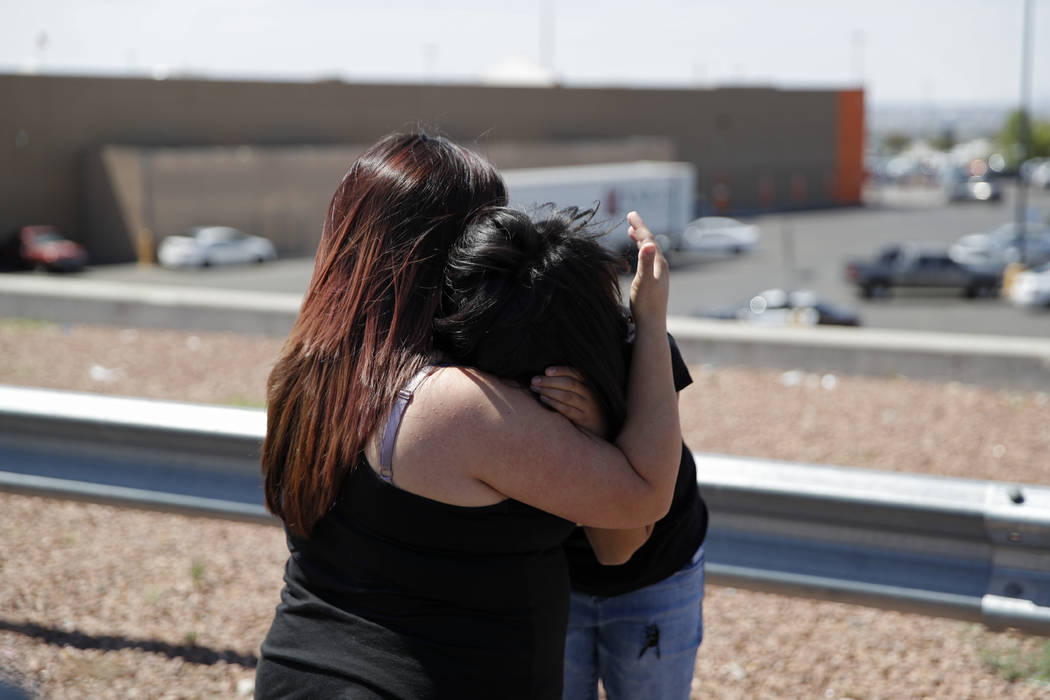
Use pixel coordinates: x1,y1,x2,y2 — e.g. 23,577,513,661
835,90,865,204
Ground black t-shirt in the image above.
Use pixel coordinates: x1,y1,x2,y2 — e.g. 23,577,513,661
563,334,709,597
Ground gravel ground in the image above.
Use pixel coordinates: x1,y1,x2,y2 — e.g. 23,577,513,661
1,318,1049,699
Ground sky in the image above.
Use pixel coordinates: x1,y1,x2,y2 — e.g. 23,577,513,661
2,0,1049,109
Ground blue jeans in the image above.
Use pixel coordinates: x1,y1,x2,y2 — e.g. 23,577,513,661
563,546,705,700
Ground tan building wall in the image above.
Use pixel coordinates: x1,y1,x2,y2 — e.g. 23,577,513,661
1,74,861,262
85,138,677,262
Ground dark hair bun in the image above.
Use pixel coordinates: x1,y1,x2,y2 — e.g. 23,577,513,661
434,205,630,435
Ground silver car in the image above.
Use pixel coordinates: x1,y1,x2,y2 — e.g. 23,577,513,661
949,222,1050,269
158,226,277,268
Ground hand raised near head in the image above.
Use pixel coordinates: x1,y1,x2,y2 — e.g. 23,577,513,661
627,211,669,331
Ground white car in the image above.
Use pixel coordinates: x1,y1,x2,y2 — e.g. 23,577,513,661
1021,158,1050,188
948,222,1050,268
700,288,861,326
680,217,759,254
1007,263,1050,308
158,226,277,268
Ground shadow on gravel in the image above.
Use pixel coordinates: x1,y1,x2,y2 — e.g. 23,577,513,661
0,619,258,668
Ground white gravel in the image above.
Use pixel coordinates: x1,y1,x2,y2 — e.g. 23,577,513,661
1,319,1048,699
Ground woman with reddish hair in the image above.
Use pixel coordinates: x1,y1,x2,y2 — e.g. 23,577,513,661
254,133,679,699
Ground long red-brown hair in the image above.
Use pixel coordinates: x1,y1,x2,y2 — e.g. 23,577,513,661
262,133,507,536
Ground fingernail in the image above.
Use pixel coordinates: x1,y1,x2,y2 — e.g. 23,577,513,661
531,376,542,386
545,367,557,376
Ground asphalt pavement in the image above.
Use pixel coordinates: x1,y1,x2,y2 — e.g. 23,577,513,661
45,182,1050,338
667,182,1050,336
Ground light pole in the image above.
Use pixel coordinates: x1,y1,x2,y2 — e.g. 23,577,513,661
1014,0,1035,265
539,0,555,78
850,29,866,86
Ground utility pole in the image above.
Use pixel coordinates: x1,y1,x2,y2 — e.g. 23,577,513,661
35,31,48,70
539,0,555,78
850,30,866,86
1014,0,1034,264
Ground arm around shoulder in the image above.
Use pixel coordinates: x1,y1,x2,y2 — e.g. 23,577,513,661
431,367,674,529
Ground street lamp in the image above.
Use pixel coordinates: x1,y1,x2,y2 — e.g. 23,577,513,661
1014,0,1035,265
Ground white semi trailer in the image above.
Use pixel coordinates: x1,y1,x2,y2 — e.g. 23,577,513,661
502,161,696,257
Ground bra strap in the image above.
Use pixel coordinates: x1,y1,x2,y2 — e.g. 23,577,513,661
378,367,433,483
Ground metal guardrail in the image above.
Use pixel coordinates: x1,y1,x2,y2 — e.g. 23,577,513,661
699,455,1050,634
2,384,1049,634
0,385,270,523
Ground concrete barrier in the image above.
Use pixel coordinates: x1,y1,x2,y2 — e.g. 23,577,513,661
0,275,300,335
2,275,1049,390
668,316,1050,391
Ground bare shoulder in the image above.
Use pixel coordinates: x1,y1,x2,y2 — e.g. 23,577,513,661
409,366,543,440
386,366,546,506
401,364,579,478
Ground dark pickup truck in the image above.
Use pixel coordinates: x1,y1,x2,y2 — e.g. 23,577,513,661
844,244,1001,299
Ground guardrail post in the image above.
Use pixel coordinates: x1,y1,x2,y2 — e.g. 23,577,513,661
982,482,1050,631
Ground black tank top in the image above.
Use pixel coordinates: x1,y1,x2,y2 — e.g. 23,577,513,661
256,460,576,699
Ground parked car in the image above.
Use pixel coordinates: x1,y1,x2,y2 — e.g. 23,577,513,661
0,225,88,272
1021,158,1050,189
157,226,277,268
945,174,1002,202
679,216,760,254
949,222,1050,269
1007,263,1050,308
698,288,861,326
844,244,1001,299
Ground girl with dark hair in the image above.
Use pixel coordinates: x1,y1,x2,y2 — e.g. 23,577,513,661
437,205,707,700
254,133,680,699
434,206,631,439
544,367,706,700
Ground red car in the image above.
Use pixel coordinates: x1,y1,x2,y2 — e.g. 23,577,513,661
1,226,88,272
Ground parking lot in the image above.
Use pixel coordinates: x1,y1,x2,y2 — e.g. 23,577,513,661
60,182,1050,338
667,183,1050,336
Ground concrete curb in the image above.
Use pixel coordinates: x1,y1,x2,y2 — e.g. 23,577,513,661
668,316,1050,391
2,275,1049,390
0,275,301,335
